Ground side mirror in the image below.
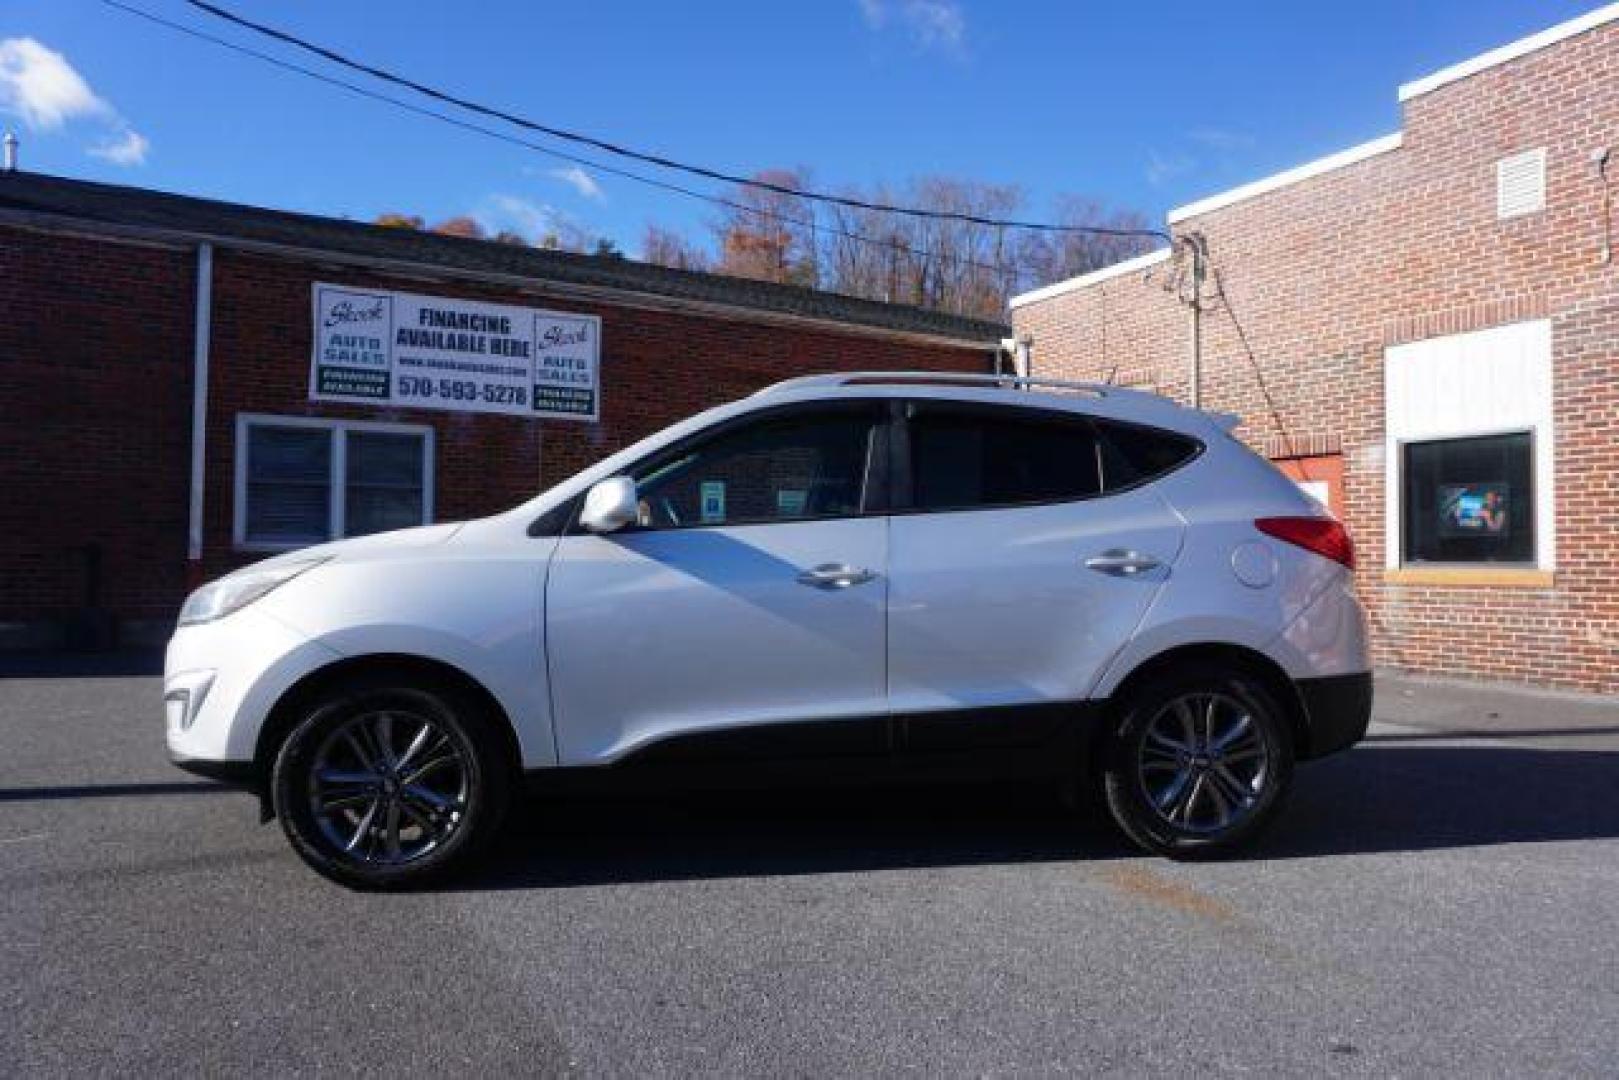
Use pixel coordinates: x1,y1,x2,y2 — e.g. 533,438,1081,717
579,476,639,533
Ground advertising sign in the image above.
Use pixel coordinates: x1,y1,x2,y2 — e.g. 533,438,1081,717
311,283,601,421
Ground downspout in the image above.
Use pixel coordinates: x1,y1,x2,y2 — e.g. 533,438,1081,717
997,335,1032,378
187,243,214,578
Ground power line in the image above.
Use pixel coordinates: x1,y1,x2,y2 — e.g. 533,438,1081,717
179,0,1169,244
92,0,1080,289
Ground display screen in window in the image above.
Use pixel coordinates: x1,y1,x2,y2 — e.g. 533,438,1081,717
1402,433,1534,564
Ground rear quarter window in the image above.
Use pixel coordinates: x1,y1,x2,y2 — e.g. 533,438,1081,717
1095,420,1201,491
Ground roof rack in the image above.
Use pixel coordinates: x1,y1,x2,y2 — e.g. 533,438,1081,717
754,371,1123,398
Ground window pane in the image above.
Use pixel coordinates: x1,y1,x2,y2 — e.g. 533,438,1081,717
346,431,426,537
245,426,331,544
635,409,875,528
1402,432,1534,564
909,406,1101,511
1096,420,1199,489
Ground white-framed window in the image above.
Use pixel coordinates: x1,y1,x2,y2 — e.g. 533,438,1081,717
234,414,434,551
1384,320,1554,570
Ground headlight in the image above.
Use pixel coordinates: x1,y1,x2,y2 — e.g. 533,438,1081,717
178,557,328,626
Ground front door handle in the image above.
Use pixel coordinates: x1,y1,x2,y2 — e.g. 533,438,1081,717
796,563,878,590
1084,550,1162,576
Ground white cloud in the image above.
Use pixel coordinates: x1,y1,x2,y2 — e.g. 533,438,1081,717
548,165,604,201
859,0,966,53
1188,127,1255,152
481,194,556,239
0,37,108,130
0,37,150,167
1145,150,1195,187
89,129,149,166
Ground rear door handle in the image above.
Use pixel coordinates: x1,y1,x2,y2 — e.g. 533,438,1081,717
1084,550,1162,576
796,563,878,589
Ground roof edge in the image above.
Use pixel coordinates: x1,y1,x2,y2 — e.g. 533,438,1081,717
0,205,1004,351
1007,248,1171,309
1397,2,1619,102
0,170,1007,346
1166,133,1402,226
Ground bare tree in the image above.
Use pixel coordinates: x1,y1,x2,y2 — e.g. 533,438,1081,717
1013,196,1159,295
371,172,1155,320
642,225,712,271
535,214,599,254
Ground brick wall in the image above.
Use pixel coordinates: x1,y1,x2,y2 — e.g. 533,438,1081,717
0,228,194,633
1012,21,1619,692
0,228,992,639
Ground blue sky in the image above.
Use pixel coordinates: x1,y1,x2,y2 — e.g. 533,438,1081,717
0,1,1598,255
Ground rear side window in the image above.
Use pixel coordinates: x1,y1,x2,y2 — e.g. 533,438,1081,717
1096,420,1200,489
907,404,1102,511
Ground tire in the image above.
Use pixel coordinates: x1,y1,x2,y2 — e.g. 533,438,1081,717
1100,663,1294,859
271,676,512,889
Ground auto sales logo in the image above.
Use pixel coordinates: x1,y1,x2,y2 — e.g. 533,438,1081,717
323,295,388,328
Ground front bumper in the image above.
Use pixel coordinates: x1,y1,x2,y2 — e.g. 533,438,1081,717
1295,671,1373,759
163,606,340,770
169,751,259,787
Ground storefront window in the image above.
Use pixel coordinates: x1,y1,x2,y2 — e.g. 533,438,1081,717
236,416,432,549
1401,431,1534,565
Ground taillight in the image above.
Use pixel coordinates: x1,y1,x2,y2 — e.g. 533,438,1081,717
1255,516,1356,570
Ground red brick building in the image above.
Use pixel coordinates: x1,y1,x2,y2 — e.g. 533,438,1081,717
0,173,1002,647
1012,7,1619,693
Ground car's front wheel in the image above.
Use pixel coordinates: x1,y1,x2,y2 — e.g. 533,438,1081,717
271,678,511,889
1100,664,1294,858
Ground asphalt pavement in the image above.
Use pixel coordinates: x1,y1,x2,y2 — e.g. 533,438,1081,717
3,656,1617,1076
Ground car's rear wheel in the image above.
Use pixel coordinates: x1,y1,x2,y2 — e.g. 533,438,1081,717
271,679,511,889
1100,664,1294,858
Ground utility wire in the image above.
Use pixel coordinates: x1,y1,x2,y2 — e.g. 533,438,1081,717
179,0,1170,243
94,0,1053,288
1209,267,1313,480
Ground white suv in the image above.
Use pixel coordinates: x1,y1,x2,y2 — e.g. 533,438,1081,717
166,373,1371,887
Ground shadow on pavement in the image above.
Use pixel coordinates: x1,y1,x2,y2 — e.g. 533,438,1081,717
1362,726,1619,741
0,781,239,803
448,742,1619,891
0,650,163,679
463,781,1126,891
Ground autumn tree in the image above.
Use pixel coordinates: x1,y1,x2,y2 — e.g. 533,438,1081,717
431,216,487,240
374,212,424,230
711,168,819,287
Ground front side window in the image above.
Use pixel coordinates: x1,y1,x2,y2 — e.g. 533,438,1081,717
1401,431,1534,564
632,407,878,529
237,417,432,549
906,404,1102,511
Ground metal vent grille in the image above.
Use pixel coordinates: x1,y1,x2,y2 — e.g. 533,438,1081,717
1497,149,1546,219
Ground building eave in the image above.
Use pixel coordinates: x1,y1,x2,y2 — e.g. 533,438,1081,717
0,207,1003,353
1007,248,1172,310
1166,134,1403,226
1397,1,1619,102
